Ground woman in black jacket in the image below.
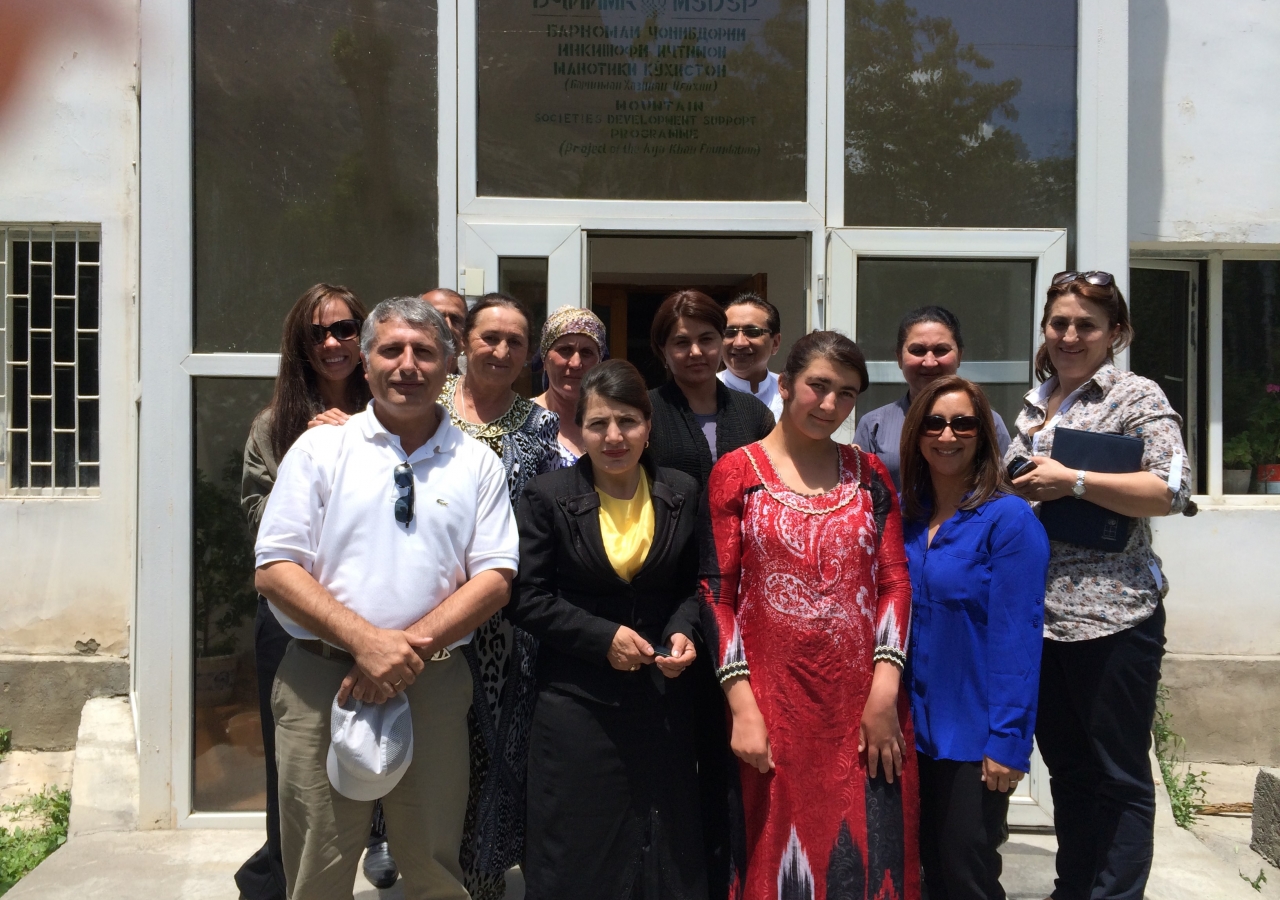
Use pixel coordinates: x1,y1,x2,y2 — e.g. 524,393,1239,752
510,360,707,900
646,289,773,900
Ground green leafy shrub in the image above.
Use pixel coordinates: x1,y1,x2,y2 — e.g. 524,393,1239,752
0,786,71,895
1152,684,1208,829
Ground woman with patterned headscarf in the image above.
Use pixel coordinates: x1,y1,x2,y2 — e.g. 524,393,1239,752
532,305,608,465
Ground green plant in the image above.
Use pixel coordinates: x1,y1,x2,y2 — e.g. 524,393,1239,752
1224,384,1280,468
1240,869,1268,892
0,786,71,895
1153,683,1208,829
193,451,259,658
0,728,10,758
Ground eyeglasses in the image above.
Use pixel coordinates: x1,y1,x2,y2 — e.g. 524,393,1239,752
1051,271,1115,288
921,414,981,437
393,462,414,527
723,326,772,339
310,319,361,344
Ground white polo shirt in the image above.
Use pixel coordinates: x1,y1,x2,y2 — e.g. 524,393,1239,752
719,368,783,421
255,401,518,646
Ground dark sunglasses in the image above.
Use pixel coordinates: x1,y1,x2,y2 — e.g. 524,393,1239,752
724,325,772,339
1051,270,1115,288
394,462,414,527
921,414,981,437
310,318,361,344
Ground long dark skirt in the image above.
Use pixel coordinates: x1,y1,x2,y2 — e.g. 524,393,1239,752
524,682,708,900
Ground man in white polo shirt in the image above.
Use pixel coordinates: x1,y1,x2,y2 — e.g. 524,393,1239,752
718,292,784,421
255,296,518,900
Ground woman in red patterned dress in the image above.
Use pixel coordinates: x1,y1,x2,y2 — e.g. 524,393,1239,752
700,331,920,900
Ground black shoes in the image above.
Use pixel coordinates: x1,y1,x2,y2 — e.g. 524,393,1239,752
362,840,399,889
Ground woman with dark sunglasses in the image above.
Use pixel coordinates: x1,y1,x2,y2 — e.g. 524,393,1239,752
1006,272,1190,900
898,376,1049,900
237,284,398,898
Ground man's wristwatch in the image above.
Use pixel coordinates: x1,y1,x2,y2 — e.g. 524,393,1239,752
1072,469,1087,499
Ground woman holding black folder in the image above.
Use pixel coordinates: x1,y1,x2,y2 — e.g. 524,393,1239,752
1006,271,1191,900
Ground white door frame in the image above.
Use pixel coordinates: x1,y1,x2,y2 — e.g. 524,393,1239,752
459,223,587,315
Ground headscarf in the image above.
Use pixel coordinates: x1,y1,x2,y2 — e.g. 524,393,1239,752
534,305,609,372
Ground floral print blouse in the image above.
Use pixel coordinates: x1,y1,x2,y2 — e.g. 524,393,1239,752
1006,363,1192,642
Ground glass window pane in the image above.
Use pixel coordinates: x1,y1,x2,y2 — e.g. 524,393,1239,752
499,258,549,398
477,0,808,200
845,0,1076,236
855,257,1034,427
1222,261,1280,493
194,0,438,352
192,377,276,812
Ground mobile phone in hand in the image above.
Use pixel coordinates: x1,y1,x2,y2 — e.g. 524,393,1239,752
651,643,673,658
1007,456,1037,480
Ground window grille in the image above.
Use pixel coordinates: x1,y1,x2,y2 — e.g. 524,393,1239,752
2,226,100,494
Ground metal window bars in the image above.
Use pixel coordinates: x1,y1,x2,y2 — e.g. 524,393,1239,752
2,226,101,494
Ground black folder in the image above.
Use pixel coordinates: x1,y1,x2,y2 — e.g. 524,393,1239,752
1039,427,1145,551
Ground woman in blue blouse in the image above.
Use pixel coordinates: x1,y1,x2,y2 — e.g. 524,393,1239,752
898,375,1050,900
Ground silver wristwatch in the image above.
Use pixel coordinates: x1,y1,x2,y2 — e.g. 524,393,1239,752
1072,469,1087,499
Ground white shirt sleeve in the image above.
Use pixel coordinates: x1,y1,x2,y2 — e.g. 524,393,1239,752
254,439,326,571
464,450,520,577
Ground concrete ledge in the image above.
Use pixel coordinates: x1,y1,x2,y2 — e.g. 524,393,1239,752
0,654,129,751
1255,768,1280,867
69,696,138,836
1161,654,1280,766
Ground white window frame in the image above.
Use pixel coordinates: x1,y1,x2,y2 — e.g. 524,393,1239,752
1,224,103,496
826,227,1068,443
1130,248,1280,506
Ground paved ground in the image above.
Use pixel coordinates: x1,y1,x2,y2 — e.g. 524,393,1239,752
3,754,1269,900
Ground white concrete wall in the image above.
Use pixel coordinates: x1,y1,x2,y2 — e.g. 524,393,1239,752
0,2,139,656
1130,0,1280,244
1152,510,1280,656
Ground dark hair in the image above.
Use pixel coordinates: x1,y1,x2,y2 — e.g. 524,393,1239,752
896,305,964,358
1034,277,1133,381
726,292,781,336
268,283,371,461
898,375,1011,522
650,289,727,360
575,359,653,426
464,292,533,343
781,330,869,395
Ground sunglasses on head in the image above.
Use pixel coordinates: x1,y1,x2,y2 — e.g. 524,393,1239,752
724,325,772,339
394,461,414,527
921,414,981,437
310,318,361,344
1052,270,1115,288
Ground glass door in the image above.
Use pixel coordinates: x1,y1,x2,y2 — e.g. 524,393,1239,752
827,226,1066,828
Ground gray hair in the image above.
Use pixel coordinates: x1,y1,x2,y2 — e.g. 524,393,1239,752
360,296,457,360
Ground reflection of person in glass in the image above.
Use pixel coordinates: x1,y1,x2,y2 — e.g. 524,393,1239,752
237,284,402,897
898,376,1049,900
718,292,784,421
1007,272,1191,900
645,289,774,900
532,305,608,465
701,332,920,900
438,292,561,900
511,360,707,900
853,306,1011,490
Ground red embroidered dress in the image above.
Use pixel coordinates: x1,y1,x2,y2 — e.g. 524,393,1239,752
701,442,920,900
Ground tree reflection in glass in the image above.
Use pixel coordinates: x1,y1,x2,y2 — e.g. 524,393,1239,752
844,0,1076,234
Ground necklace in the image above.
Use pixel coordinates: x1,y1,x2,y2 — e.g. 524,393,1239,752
745,443,864,516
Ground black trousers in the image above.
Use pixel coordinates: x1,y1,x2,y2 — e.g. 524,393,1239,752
1036,604,1165,900
917,755,1011,900
234,598,390,900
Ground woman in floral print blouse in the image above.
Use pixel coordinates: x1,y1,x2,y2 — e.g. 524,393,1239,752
1006,271,1191,900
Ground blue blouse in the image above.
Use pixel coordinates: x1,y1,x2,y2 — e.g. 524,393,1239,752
904,493,1050,772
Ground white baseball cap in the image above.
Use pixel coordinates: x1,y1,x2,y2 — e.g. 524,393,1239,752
326,692,414,801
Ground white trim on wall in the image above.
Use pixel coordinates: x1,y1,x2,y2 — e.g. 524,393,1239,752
1078,0,1130,290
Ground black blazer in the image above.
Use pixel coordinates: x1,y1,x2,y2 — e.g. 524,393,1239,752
509,455,702,706
647,379,775,487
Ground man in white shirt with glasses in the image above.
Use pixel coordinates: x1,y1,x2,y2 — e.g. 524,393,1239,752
717,292,784,421
255,296,518,900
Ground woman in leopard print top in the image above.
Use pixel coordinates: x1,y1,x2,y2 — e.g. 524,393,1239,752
441,292,562,900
